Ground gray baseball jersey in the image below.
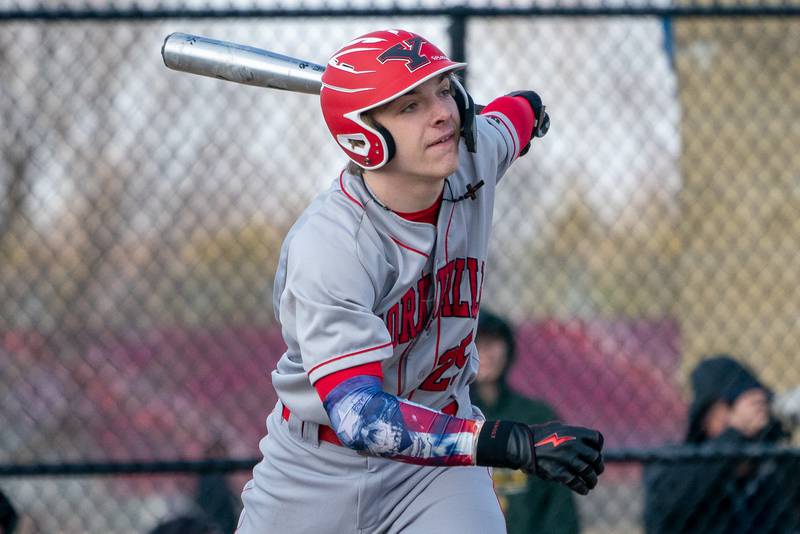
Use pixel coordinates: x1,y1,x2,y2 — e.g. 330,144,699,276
270,111,520,423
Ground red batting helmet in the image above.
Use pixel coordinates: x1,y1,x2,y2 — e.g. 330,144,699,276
320,29,467,170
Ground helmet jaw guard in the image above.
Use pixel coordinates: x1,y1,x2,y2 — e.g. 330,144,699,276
320,29,466,171
335,109,394,171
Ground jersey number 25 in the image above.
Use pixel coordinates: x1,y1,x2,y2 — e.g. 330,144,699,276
418,332,473,392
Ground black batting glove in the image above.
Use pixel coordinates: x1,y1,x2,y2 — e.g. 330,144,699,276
476,420,604,495
529,421,604,494
507,90,550,156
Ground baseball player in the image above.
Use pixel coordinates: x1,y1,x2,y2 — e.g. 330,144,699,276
237,28,604,534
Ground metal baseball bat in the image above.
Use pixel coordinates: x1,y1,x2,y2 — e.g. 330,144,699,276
161,32,325,95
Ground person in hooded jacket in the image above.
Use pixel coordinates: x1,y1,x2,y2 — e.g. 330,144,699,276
0,490,18,534
643,354,800,534
471,309,580,534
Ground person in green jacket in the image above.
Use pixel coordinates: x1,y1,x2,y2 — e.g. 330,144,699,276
472,309,580,534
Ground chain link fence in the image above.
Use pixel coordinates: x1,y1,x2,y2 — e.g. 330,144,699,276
1,2,799,533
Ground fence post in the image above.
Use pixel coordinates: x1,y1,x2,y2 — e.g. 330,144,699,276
448,9,469,87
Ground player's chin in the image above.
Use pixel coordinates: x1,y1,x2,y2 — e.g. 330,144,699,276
441,155,460,177
425,148,459,177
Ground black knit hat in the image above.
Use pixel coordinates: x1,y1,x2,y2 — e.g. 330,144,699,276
686,354,770,443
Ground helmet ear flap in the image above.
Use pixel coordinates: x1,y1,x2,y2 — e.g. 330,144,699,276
374,123,396,165
450,77,477,153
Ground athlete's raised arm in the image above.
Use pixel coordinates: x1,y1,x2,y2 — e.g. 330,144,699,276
480,90,549,158
465,88,550,185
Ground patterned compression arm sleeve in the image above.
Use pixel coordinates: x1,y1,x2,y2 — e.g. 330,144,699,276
323,375,480,466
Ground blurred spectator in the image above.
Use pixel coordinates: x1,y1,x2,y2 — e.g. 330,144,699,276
147,514,222,534
471,309,580,534
194,437,239,534
0,490,35,534
643,354,800,533
0,490,18,534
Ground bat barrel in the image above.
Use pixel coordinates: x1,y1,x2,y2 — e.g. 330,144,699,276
161,32,325,95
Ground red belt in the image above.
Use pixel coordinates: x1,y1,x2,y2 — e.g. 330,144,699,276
282,399,459,447
282,404,343,445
